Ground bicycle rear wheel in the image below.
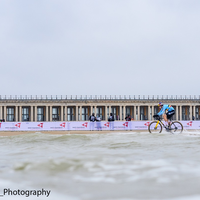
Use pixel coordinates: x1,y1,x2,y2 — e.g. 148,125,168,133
148,121,162,133
170,121,183,134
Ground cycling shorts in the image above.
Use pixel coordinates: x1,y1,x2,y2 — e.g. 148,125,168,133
166,110,175,119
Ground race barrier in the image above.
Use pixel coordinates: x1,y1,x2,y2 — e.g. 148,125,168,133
0,121,199,131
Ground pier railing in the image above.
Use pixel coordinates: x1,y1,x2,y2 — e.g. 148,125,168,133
0,95,200,100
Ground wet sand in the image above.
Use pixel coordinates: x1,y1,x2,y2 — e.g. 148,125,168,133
0,130,143,136
0,131,36,136
0,129,199,136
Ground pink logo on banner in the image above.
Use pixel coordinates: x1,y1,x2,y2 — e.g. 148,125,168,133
60,123,66,128
0,123,1,128
144,122,150,126
123,122,128,127
187,121,192,126
37,123,43,128
82,122,88,128
104,122,110,127
15,123,21,128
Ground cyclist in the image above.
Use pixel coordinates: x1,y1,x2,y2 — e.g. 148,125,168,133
155,102,175,127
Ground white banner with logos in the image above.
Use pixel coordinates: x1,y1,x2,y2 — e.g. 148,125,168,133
0,121,199,131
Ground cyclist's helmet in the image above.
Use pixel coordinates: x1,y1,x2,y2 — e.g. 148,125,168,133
158,102,163,106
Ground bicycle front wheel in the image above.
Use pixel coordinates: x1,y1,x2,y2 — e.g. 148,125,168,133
148,121,162,133
170,121,183,134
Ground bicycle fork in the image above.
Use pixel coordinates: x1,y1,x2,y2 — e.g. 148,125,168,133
155,121,160,129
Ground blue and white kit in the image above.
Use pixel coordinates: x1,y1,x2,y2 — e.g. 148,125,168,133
157,105,174,116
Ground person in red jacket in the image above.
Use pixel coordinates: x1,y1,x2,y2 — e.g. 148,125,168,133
125,114,131,121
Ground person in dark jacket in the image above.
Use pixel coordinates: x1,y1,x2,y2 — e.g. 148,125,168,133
108,113,114,130
108,113,114,122
89,113,96,122
89,113,96,131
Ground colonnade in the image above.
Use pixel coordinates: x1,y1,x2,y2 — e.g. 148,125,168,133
0,104,199,122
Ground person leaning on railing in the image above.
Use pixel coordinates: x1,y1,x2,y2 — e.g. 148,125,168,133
108,113,114,130
89,113,96,122
96,114,102,131
108,113,114,122
125,114,131,121
89,113,96,131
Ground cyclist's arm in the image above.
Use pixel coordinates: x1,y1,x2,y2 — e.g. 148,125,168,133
157,105,167,116
157,108,164,116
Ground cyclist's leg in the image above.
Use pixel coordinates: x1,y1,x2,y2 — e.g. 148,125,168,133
166,111,175,126
163,114,168,123
162,114,170,128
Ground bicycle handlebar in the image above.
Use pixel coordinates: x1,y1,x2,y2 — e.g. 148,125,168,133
153,114,161,120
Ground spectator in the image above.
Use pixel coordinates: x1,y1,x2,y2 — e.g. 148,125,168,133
96,114,102,131
89,113,96,122
108,113,114,130
125,114,131,121
89,113,96,131
125,114,132,130
108,113,114,122
96,114,101,122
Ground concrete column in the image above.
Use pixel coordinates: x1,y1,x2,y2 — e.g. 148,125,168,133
4,106,6,121
134,105,136,120
76,106,78,121
138,106,140,121
190,105,192,120
94,106,97,116
180,105,182,121
109,106,111,116
193,105,195,120
148,106,150,120
35,106,37,122
46,106,49,121
31,106,33,122
19,106,22,122
123,106,126,120
15,106,18,122
151,105,153,120
176,106,178,121
65,106,67,121
90,106,93,115
105,106,108,121
0,106,2,119
50,106,52,121
152,106,154,115
61,106,63,121
120,106,122,121
79,106,82,121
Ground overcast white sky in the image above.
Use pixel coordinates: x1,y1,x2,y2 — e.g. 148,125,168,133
0,0,199,96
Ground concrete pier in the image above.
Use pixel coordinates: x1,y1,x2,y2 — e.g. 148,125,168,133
0,95,199,122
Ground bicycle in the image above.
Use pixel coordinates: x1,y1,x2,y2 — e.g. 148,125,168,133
148,115,183,134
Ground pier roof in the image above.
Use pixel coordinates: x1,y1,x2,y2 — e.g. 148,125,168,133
0,95,200,104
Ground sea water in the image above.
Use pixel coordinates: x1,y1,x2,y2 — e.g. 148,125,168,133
1,131,200,200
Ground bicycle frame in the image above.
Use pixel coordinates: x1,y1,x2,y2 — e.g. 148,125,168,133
150,115,183,134
154,119,167,129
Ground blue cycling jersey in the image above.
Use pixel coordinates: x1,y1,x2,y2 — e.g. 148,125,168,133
157,105,174,116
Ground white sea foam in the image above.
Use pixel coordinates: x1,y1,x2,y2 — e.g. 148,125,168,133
1,131,200,199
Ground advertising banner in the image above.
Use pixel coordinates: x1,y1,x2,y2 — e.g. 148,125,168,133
0,121,200,131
